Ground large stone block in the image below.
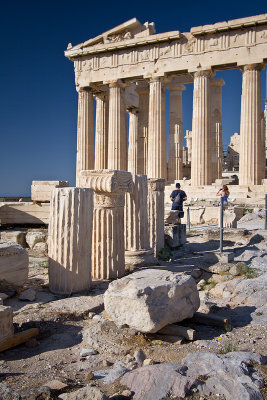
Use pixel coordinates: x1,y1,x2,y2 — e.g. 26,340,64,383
0,241,29,287
104,269,200,333
26,230,47,249
164,224,186,249
31,181,69,202
0,306,14,345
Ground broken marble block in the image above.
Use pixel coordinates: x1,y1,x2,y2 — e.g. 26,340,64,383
0,305,14,345
31,180,69,202
164,224,186,249
104,269,200,333
0,241,29,287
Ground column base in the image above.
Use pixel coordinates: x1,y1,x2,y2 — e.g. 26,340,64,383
125,248,159,267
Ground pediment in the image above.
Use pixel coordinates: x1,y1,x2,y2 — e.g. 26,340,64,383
67,18,155,52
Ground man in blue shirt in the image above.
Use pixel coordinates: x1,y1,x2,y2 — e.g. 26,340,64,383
170,183,187,223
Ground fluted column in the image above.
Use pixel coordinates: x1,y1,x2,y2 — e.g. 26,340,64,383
76,88,94,186
125,174,157,266
261,108,267,179
147,178,165,256
95,91,109,170
185,130,192,163
239,64,264,185
127,107,139,174
147,77,167,180
48,187,94,294
136,81,149,175
216,122,223,179
211,79,224,181
79,170,132,280
167,84,185,182
191,70,212,186
108,81,127,171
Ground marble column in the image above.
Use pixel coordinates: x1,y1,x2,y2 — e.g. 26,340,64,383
136,81,149,175
76,88,94,187
147,77,167,180
125,174,157,266
147,178,165,256
211,79,224,182
239,64,264,185
185,130,192,163
95,91,109,170
167,84,185,183
48,187,94,294
108,81,127,171
79,169,132,280
127,107,139,174
216,122,223,180
191,70,212,186
261,109,267,179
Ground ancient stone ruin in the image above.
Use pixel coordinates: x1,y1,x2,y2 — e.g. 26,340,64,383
0,13,267,400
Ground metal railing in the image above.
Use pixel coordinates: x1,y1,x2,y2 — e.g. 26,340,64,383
186,194,267,254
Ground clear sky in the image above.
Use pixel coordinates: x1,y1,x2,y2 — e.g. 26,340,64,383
0,0,266,196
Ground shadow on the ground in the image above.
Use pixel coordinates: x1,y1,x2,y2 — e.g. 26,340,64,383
1,320,83,361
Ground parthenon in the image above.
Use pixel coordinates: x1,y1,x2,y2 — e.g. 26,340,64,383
65,14,267,188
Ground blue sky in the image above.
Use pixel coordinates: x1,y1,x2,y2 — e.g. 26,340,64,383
0,0,266,195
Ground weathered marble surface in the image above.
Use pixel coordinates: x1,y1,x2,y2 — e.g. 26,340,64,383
104,269,200,333
0,241,29,287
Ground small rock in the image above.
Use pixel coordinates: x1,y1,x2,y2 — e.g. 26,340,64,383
80,348,98,357
102,359,113,367
44,379,68,390
0,293,8,301
19,288,36,301
121,389,132,397
125,354,134,362
85,371,94,380
92,314,106,323
143,358,154,366
191,269,202,279
229,262,247,276
58,385,108,400
88,312,95,319
134,349,146,366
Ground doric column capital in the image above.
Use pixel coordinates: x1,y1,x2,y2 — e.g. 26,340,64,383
241,63,265,72
167,83,186,92
211,78,225,87
127,106,139,114
79,169,133,193
76,86,93,94
94,90,108,101
147,178,165,192
135,80,149,95
192,69,215,79
105,79,128,89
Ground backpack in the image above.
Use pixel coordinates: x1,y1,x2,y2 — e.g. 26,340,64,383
174,191,182,204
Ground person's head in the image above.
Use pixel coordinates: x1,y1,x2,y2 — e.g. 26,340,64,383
222,185,228,191
176,183,181,189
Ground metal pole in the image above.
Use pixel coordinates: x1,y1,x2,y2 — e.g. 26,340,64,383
220,196,224,253
187,207,191,231
265,194,267,231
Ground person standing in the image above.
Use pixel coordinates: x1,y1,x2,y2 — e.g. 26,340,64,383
170,182,187,223
216,185,230,203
